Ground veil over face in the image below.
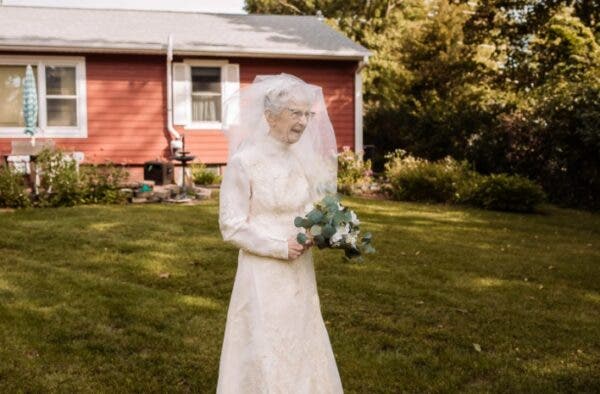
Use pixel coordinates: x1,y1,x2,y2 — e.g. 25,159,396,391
223,73,338,199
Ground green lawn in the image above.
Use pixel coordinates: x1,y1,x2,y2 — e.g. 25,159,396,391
0,198,599,393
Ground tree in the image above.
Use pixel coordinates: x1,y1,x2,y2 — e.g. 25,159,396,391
245,1,425,166
245,0,600,208
527,7,600,208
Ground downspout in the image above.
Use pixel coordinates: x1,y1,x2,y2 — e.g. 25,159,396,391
354,55,369,157
166,34,182,154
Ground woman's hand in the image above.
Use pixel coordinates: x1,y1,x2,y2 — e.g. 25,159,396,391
287,237,313,260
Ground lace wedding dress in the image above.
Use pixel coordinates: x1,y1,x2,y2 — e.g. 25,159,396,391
217,133,344,394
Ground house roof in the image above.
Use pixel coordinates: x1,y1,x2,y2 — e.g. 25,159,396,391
0,6,371,60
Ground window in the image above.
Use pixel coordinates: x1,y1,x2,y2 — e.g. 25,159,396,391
0,56,87,138
191,67,221,122
46,66,78,127
172,60,239,130
0,65,37,127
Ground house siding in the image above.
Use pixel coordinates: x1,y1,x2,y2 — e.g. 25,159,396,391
1,52,357,175
175,57,357,165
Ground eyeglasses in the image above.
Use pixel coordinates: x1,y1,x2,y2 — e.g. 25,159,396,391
285,107,316,120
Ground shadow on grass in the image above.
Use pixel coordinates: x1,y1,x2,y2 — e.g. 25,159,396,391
0,203,233,391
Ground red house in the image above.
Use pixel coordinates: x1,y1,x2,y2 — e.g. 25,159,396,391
0,5,370,181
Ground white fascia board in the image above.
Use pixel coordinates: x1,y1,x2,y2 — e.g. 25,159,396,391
0,43,370,61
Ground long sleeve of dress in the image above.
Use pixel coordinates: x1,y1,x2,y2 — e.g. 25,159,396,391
219,155,289,260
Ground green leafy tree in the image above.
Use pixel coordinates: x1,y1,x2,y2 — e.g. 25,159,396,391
245,0,423,168
526,7,600,208
246,0,600,209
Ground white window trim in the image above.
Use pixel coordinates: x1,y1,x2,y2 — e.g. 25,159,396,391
183,59,228,130
0,55,87,139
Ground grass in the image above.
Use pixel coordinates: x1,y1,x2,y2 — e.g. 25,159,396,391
0,198,599,393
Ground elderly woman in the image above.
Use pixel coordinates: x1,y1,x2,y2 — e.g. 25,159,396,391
216,74,343,393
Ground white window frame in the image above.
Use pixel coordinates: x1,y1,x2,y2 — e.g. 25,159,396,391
0,55,87,138
183,59,228,130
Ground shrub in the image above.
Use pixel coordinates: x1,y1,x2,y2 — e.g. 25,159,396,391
337,146,373,195
457,173,546,212
384,149,473,203
192,163,221,186
36,148,85,207
0,165,31,208
80,163,130,204
384,149,546,212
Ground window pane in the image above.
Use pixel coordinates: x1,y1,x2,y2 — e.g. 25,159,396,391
46,66,76,95
47,98,77,126
192,95,221,122
0,65,37,127
192,67,221,93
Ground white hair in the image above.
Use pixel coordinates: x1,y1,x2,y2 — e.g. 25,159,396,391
263,81,316,114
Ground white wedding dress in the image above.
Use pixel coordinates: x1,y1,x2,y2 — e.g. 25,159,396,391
217,133,344,394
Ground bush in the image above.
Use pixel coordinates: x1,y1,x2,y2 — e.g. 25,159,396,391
35,149,131,207
457,173,546,212
383,149,546,212
2,149,132,208
36,148,85,207
337,146,373,195
384,149,472,203
192,163,221,186
80,163,130,204
0,165,31,208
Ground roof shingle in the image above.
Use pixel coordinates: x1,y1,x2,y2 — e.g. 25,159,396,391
0,6,370,60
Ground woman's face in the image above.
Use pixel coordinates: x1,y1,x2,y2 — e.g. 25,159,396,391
265,99,313,144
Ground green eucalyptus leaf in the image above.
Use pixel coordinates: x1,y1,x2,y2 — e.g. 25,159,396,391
333,211,346,226
297,232,308,245
307,209,324,225
323,198,339,212
322,195,338,207
314,235,327,249
310,225,322,236
294,216,305,228
321,224,336,239
343,210,353,222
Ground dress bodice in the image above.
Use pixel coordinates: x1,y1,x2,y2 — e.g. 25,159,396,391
243,134,312,236
218,133,314,260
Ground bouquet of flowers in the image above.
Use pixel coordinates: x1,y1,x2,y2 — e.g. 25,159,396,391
294,194,375,260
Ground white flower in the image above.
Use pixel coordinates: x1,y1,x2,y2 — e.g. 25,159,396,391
336,223,350,236
330,232,343,246
337,202,344,210
349,210,360,226
345,232,358,247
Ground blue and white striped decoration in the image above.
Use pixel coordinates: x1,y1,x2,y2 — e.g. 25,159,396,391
22,64,38,136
